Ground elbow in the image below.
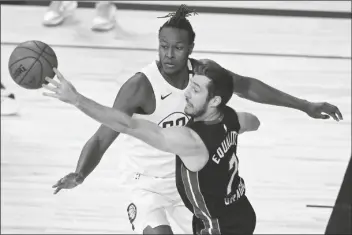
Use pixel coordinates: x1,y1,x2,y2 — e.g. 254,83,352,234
253,116,261,131
238,112,261,134
246,115,260,132
111,123,129,134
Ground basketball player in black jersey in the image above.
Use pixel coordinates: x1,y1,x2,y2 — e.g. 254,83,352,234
43,5,342,235
43,60,259,234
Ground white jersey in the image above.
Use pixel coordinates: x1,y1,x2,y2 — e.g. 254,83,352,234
120,60,193,178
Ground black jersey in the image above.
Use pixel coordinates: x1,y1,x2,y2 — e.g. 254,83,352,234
176,106,246,222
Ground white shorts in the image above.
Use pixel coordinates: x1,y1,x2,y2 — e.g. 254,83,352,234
125,173,193,234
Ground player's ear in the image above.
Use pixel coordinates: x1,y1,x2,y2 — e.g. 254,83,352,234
188,43,194,55
209,96,222,108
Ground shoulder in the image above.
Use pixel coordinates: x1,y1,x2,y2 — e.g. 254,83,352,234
190,58,227,75
191,58,216,64
125,72,149,87
223,106,240,129
123,60,158,89
113,71,155,114
122,72,153,95
190,58,221,67
223,105,237,117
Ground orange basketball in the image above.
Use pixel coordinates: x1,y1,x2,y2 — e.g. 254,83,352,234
8,40,58,89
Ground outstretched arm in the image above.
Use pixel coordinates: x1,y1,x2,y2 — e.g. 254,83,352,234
196,59,343,121
230,71,343,121
73,96,208,171
42,68,207,161
72,94,203,156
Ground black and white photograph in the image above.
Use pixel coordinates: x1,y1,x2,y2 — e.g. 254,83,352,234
1,1,351,234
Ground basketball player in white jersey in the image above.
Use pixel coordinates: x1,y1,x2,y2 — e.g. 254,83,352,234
48,4,342,235
44,61,260,234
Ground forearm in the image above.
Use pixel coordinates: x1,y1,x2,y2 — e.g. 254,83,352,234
72,93,129,180
74,135,112,179
235,76,310,112
74,93,132,133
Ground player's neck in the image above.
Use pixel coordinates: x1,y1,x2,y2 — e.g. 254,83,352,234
195,109,223,124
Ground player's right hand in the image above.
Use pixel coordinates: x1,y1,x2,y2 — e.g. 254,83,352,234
52,172,84,195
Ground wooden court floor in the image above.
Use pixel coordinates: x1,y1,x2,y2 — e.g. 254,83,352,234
1,4,351,234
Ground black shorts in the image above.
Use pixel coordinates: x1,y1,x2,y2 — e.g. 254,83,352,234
192,196,256,235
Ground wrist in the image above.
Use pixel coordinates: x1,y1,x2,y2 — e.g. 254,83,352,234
299,99,311,113
73,93,82,107
74,171,85,184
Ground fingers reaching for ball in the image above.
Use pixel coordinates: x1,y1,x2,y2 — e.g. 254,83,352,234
42,76,58,98
53,67,65,82
42,74,60,97
45,76,60,87
42,68,79,105
42,67,63,96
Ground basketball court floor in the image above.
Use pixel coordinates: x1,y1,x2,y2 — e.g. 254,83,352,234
1,3,351,234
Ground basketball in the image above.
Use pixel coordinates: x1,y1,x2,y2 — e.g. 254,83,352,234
8,40,58,90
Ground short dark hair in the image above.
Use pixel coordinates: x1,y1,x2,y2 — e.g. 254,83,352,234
193,59,234,108
158,4,197,45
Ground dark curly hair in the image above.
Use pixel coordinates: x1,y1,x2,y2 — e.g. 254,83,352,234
158,4,197,45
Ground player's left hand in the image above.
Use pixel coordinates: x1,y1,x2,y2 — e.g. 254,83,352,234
305,101,343,121
42,68,80,105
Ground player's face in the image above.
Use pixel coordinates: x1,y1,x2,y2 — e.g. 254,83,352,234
158,27,194,75
184,75,211,117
